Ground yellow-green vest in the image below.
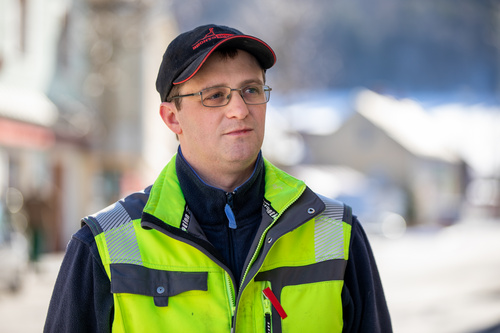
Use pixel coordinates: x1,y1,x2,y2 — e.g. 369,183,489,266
83,155,352,333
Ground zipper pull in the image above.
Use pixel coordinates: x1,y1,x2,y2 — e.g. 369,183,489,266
225,192,237,229
263,287,287,319
265,313,271,333
263,293,272,333
230,315,235,333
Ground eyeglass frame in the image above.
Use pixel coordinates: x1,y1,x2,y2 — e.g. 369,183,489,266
169,84,272,108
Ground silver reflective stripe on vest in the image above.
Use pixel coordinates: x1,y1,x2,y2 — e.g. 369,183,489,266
315,196,345,262
93,201,142,265
96,201,132,231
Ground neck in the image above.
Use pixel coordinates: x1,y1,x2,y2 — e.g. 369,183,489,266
178,147,259,193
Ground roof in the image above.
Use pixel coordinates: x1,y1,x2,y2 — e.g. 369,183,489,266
0,84,58,127
355,90,459,163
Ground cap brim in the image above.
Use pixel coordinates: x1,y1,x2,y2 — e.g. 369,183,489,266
173,35,276,86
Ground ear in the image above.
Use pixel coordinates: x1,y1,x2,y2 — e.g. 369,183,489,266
159,102,182,135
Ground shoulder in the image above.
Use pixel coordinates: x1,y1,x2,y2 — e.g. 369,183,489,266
82,186,152,236
315,193,353,225
73,223,97,247
69,224,104,270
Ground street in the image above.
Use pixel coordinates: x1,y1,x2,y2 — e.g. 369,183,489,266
0,252,62,333
0,220,500,332
373,219,500,333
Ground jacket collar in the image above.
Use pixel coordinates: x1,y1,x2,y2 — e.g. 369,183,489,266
142,151,309,230
175,147,265,228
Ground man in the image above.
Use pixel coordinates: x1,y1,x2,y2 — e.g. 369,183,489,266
45,24,392,332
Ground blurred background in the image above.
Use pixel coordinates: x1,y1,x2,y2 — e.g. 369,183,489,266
0,0,499,332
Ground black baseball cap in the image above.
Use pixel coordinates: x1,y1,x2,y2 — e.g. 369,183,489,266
155,24,277,102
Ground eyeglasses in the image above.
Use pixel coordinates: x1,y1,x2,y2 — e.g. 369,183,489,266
170,84,272,108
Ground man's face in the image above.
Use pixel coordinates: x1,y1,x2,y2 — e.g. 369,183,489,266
163,50,267,181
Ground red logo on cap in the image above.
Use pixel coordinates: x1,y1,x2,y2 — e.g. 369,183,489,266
192,28,234,50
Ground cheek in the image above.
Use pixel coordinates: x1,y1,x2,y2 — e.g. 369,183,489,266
181,113,219,138
255,111,267,134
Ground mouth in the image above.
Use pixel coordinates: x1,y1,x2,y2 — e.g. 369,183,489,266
225,128,253,136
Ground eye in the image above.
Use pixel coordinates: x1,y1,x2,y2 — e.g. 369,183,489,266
242,85,262,95
202,87,228,104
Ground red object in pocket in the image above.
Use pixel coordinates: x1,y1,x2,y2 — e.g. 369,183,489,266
262,287,288,319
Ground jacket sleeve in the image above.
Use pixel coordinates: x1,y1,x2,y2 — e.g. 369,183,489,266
44,225,113,333
342,216,393,333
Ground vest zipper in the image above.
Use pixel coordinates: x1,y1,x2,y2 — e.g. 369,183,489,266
238,186,306,290
262,282,273,333
232,186,306,332
225,272,236,332
263,287,287,319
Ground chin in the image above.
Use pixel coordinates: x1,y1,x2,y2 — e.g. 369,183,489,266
226,148,259,164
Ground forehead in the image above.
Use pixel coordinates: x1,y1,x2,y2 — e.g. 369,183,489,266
181,50,265,90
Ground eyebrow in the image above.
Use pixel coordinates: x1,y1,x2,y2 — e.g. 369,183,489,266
200,78,265,91
241,78,265,86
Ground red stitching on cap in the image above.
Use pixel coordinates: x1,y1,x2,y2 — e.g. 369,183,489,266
173,36,276,86
191,28,234,50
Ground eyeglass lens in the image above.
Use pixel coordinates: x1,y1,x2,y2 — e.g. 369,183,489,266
201,85,270,107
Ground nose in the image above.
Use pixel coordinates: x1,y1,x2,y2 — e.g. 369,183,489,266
225,90,249,119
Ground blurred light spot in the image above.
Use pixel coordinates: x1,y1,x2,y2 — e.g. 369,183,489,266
6,188,24,214
90,40,113,65
381,212,406,239
11,211,28,233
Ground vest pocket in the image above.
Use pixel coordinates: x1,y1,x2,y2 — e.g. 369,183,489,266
255,259,347,332
110,263,208,307
280,280,344,332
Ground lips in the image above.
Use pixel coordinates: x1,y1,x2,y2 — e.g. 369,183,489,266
225,127,252,135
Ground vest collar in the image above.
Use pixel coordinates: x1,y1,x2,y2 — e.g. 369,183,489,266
142,150,309,230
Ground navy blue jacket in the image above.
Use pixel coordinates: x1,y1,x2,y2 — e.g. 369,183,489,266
44,152,392,332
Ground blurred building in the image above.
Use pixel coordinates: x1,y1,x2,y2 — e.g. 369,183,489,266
0,0,179,252
301,90,467,226
0,0,70,252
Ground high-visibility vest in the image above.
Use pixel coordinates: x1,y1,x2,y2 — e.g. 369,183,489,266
83,155,352,332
